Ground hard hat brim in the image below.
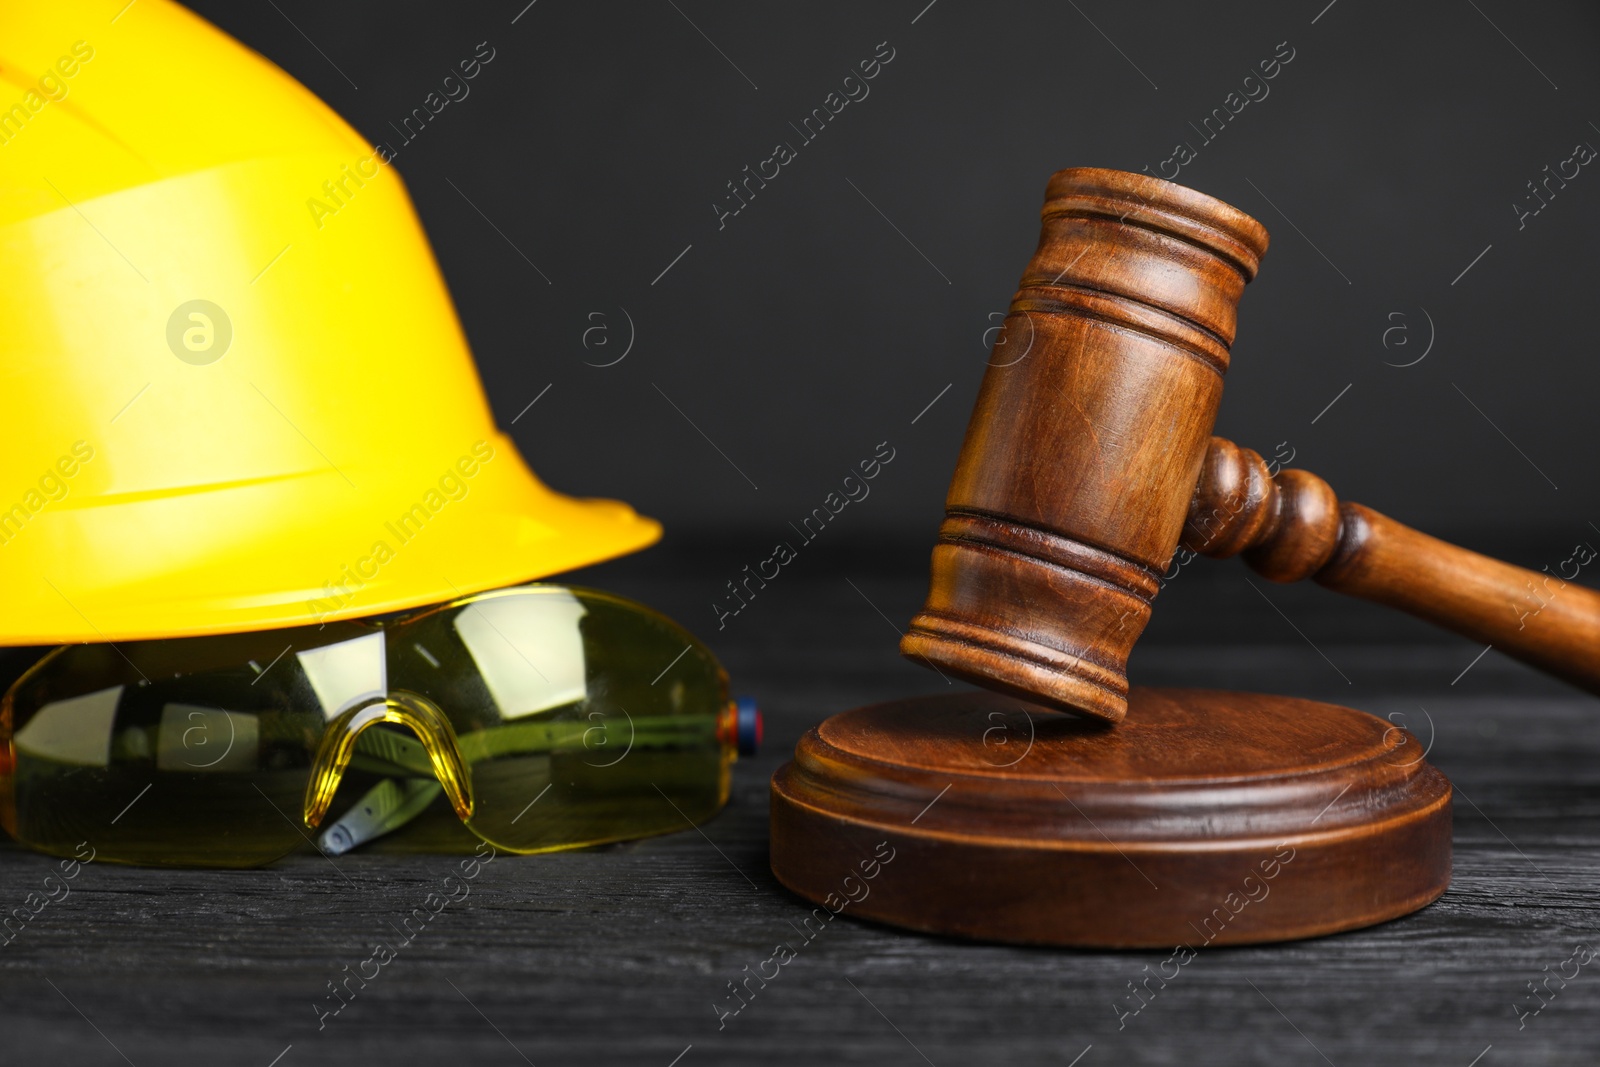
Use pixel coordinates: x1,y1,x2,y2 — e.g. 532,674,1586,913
0,431,661,643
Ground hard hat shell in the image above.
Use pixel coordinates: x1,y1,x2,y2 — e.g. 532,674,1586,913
0,0,660,644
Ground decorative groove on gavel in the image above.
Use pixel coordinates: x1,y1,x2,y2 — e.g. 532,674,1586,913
1186,436,1600,697
902,167,1270,724
903,165,1599,724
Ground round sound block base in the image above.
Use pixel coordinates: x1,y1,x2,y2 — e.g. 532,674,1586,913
770,688,1451,948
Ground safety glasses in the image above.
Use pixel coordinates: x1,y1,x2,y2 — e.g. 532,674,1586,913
0,585,759,868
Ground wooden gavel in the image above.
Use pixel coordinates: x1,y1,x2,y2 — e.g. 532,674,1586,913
902,167,1600,722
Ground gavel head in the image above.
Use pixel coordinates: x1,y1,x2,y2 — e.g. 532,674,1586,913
900,168,1270,723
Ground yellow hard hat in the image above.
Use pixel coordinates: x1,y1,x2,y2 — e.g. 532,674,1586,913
0,0,659,645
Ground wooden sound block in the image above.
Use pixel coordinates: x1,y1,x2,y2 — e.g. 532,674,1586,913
769,687,1451,948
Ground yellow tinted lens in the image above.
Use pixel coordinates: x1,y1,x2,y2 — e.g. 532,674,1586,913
388,586,732,853
2,630,347,867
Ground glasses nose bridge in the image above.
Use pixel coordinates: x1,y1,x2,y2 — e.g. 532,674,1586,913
302,691,475,829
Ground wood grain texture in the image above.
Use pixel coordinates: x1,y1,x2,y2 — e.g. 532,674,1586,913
0,554,1596,1067
1188,436,1600,696
771,687,1451,947
900,167,1271,723
901,168,1597,723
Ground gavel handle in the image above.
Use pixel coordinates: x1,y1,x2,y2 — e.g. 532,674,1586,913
1184,437,1600,695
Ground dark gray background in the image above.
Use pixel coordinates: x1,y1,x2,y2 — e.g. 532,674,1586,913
11,5,1599,1067
184,0,1600,554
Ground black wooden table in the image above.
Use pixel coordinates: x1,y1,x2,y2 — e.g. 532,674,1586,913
3,540,1595,1066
